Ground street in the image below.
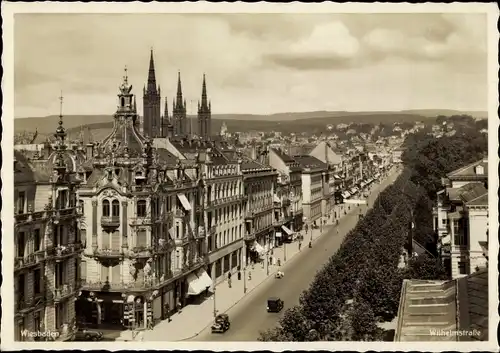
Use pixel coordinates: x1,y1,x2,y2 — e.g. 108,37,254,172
191,169,400,341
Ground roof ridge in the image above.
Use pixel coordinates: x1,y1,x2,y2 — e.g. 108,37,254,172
447,158,487,177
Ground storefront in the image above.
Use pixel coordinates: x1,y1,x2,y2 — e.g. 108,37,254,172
186,268,213,298
280,224,294,243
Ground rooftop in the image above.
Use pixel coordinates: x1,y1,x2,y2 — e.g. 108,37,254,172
447,158,488,179
395,268,488,342
292,155,327,170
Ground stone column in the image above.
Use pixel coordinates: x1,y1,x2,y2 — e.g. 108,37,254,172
143,301,148,329
92,200,98,250
122,201,128,249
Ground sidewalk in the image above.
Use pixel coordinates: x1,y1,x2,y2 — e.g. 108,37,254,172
120,173,394,342
131,206,350,342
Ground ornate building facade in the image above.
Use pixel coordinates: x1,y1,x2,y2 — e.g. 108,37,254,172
76,71,209,328
268,148,303,243
14,104,83,341
434,158,489,278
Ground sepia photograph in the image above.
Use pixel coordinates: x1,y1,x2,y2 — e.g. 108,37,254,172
1,2,498,351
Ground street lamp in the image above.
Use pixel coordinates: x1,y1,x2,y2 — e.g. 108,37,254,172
243,265,247,294
213,282,217,317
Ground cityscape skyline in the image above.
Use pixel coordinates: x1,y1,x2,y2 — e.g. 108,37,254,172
15,13,487,118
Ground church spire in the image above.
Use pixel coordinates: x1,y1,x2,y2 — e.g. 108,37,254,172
176,71,184,107
147,48,157,93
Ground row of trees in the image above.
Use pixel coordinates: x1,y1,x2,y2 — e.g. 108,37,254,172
259,116,487,341
401,117,488,252
259,169,422,341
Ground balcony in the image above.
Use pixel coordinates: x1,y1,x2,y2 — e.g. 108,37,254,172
14,254,36,271
47,243,83,261
16,295,32,313
209,225,216,236
15,210,50,225
80,269,194,292
101,216,120,231
54,208,77,220
154,211,173,224
129,246,153,259
54,283,78,303
174,237,190,246
244,231,256,241
245,211,255,220
130,217,152,226
91,248,125,260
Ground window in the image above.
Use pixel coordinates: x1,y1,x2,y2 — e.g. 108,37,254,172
112,200,120,217
34,269,42,295
17,232,25,257
34,312,41,339
207,235,213,252
176,224,180,239
34,229,41,252
458,261,467,275
18,191,26,214
57,190,68,209
137,200,147,217
55,262,64,288
102,200,110,217
79,200,84,215
18,274,25,297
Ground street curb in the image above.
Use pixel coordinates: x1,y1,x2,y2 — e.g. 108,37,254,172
176,211,354,341
173,174,397,342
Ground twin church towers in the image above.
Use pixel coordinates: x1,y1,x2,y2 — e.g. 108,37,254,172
142,50,212,140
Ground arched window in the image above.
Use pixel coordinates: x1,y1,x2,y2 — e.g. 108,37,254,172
137,200,147,217
112,200,120,217
102,200,110,217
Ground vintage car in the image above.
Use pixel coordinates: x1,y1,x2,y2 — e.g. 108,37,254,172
74,328,103,341
211,314,230,334
267,297,284,313
275,270,284,279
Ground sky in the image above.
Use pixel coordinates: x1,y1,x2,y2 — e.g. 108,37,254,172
14,13,488,118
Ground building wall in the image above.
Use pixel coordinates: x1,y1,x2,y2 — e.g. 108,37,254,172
467,207,488,272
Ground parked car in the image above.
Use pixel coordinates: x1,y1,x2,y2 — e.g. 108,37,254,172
267,297,284,313
211,314,230,334
74,328,103,341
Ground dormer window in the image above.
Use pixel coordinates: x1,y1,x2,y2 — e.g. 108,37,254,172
475,165,484,175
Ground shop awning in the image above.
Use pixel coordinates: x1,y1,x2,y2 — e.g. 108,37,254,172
281,225,293,236
273,194,281,203
342,191,351,199
187,269,213,296
177,193,192,211
334,174,341,179
254,242,266,255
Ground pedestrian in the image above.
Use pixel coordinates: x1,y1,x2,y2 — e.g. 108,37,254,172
205,286,210,297
248,271,252,281
228,272,232,288
176,301,182,314
298,242,302,251
164,303,171,322
277,258,281,267
237,269,241,280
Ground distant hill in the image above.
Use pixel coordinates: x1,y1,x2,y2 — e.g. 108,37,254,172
14,110,487,137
